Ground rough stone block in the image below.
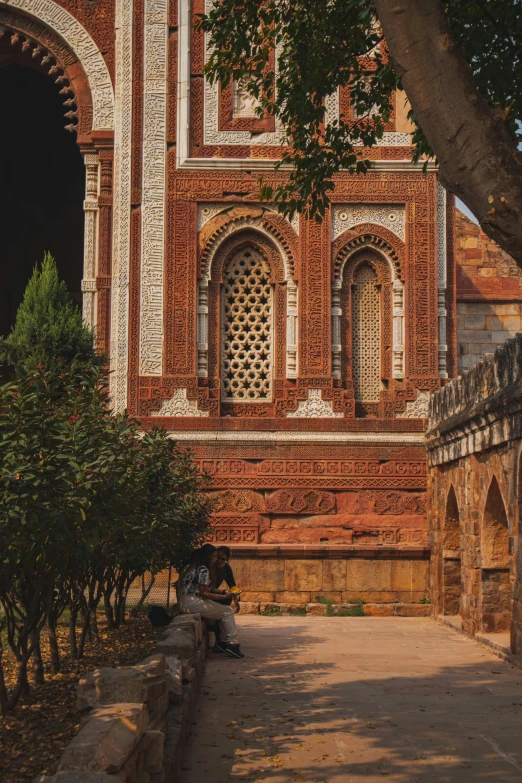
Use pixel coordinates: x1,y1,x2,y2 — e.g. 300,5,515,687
58,703,147,774
317,591,342,602
238,601,259,614
274,591,311,603
305,603,328,616
391,560,429,592
156,629,195,661
363,604,394,617
164,656,182,704
322,559,347,591
285,560,322,591
78,657,167,714
241,591,275,602
170,614,203,646
249,559,285,591
346,560,392,592
343,590,397,603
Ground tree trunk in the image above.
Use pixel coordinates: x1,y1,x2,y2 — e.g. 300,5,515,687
374,0,522,267
47,618,61,674
30,630,45,686
77,609,91,659
104,592,115,630
131,573,156,617
69,608,78,661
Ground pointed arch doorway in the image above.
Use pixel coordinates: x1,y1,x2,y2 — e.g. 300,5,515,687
0,59,85,337
442,485,462,616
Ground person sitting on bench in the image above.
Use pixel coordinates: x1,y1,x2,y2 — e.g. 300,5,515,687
178,544,244,659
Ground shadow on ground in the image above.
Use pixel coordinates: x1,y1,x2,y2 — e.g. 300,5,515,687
181,617,522,782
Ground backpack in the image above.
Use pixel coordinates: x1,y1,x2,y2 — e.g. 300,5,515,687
147,604,172,627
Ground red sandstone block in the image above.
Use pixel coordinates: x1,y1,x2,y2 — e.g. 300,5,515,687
464,249,483,259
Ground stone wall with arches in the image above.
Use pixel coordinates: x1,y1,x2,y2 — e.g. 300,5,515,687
427,334,522,662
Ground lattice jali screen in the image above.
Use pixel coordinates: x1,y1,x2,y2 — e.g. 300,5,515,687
352,263,381,401
222,247,273,401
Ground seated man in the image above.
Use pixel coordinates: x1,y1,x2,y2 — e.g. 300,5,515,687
178,543,244,659
209,546,240,653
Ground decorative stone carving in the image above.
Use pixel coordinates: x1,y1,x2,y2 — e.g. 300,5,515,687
209,489,265,512
203,0,284,146
437,180,448,379
286,389,343,419
332,204,405,241
397,390,430,419
82,153,99,331
266,489,335,514
221,246,273,401
233,76,260,117
352,262,381,403
110,0,134,411
139,0,168,376
0,0,114,130
151,388,209,417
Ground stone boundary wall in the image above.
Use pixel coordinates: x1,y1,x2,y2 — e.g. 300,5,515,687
426,335,522,662
34,614,205,783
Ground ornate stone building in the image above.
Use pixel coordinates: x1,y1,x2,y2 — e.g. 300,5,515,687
5,0,510,612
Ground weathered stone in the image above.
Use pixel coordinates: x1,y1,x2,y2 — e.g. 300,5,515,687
164,656,182,703
239,601,260,614
78,656,167,713
156,629,195,661
363,604,394,617
285,561,322,592
346,560,393,592
305,603,328,616
58,703,147,773
169,614,203,646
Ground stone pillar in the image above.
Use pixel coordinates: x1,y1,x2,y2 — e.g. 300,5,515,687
331,278,342,380
82,152,99,330
392,279,404,379
286,279,298,378
197,279,209,377
437,181,448,378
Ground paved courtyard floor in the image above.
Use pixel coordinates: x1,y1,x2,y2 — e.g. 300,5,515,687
180,616,522,783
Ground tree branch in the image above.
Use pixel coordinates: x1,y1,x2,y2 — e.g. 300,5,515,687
375,0,522,266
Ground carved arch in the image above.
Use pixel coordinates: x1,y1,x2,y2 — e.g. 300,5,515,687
198,229,295,414
0,0,114,131
0,2,115,340
333,222,406,282
198,222,298,387
199,205,298,283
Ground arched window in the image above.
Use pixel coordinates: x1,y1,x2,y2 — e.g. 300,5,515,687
221,245,273,401
341,251,392,417
442,485,462,616
352,262,381,404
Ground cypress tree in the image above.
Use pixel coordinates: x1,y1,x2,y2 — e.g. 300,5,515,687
0,253,97,374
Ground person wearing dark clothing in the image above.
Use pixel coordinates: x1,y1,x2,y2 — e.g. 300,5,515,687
209,546,241,653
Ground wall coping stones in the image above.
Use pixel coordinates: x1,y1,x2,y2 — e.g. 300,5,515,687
34,613,205,783
427,334,522,465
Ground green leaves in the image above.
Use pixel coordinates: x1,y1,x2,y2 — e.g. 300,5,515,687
200,0,521,220
0,253,99,376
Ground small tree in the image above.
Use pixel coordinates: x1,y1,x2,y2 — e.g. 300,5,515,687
0,252,97,375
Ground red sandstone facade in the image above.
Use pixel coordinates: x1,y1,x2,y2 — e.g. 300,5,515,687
4,0,500,610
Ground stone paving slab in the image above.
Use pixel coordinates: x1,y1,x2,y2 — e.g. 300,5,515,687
180,617,522,782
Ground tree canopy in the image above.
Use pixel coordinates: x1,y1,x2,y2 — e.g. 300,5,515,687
200,0,522,265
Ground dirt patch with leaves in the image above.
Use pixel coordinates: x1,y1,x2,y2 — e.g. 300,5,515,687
0,614,162,783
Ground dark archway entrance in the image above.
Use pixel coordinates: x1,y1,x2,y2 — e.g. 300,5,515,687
442,485,462,616
0,59,85,337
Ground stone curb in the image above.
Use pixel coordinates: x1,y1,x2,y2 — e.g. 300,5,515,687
435,614,522,672
34,613,205,783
